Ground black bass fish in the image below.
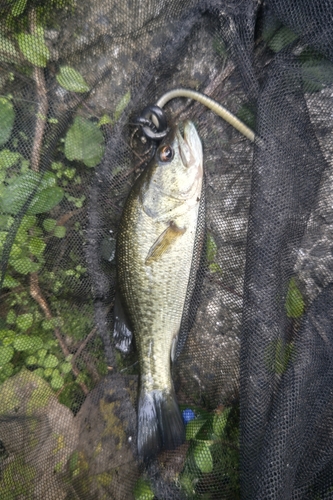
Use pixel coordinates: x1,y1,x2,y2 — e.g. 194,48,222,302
114,121,203,460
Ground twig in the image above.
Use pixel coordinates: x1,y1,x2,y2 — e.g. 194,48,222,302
25,10,88,396
29,273,89,395
29,9,48,172
71,326,97,364
56,209,83,227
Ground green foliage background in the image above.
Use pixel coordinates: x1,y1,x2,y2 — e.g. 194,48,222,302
0,0,120,412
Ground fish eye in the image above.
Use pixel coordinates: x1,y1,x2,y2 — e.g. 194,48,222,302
158,145,174,162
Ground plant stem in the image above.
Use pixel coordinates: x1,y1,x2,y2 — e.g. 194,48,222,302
29,8,48,172
29,273,89,395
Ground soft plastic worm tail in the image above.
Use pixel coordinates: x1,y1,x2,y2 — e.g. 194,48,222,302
156,88,255,142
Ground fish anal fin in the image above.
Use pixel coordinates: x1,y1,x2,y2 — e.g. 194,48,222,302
113,291,133,354
145,221,186,265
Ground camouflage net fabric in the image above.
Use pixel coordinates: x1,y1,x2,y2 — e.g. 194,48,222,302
0,0,333,498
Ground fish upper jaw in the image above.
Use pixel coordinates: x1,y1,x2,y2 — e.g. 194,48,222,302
176,120,203,170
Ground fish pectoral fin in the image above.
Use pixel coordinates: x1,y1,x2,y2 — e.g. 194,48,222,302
145,221,186,265
113,290,133,354
170,333,178,363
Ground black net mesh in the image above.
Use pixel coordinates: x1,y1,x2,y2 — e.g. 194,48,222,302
1,1,333,498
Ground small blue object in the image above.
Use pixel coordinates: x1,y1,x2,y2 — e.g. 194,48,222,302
182,408,195,424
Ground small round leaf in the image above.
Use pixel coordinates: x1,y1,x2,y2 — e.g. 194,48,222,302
0,346,14,365
43,354,59,368
14,335,43,351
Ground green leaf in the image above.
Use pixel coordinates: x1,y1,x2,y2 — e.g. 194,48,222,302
209,262,223,274
14,335,43,351
98,114,112,127
113,91,131,122
286,277,305,318
9,243,22,259
17,30,49,67
0,215,14,230
0,171,63,215
42,319,54,331
60,362,72,374
0,171,40,214
0,362,13,381
267,26,298,53
64,117,104,167
25,355,38,366
213,408,231,438
19,215,37,231
179,473,195,496
53,226,66,238
0,329,15,342
28,237,46,257
0,34,20,63
265,339,294,375
43,218,57,232
0,149,21,169
51,374,64,390
6,309,16,325
16,313,33,330
206,233,217,263
69,451,79,472
43,354,59,368
186,418,206,440
28,186,64,215
12,0,27,16
44,367,53,377
37,349,47,360
0,346,14,365
56,66,90,93
10,257,40,274
193,441,214,473
3,275,19,288
133,478,154,500
301,61,333,93
0,98,15,147
34,368,44,378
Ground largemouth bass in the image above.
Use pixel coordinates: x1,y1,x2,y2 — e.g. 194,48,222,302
115,121,203,460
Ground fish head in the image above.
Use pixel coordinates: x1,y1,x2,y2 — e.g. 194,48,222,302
140,121,203,219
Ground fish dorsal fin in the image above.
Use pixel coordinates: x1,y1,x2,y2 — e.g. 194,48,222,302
113,291,133,354
145,221,186,265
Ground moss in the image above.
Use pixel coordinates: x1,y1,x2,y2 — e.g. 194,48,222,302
0,369,54,413
76,451,89,475
0,456,36,498
100,392,126,450
0,377,20,415
97,471,113,487
54,460,65,473
26,378,54,414
93,440,103,457
53,433,65,454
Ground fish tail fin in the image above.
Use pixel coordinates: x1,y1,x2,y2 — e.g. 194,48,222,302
138,388,185,461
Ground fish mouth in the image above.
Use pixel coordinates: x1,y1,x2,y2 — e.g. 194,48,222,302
176,121,202,168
